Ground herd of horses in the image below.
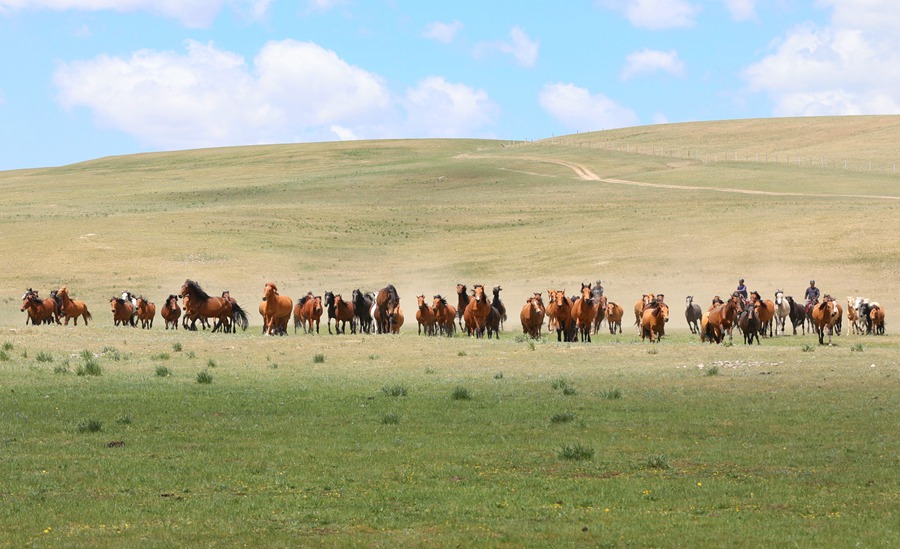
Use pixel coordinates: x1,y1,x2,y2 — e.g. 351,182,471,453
19,281,886,346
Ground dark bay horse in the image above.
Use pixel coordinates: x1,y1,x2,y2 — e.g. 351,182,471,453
785,296,806,335
161,294,181,330
704,293,741,344
111,297,136,327
136,296,156,329
738,300,761,345
491,286,506,331
456,284,470,332
179,280,248,333
520,293,545,340
571,283,598,342
21,291,61,325
432,295,456,337
376,285,400,334
684,296,702,334
333,294,355,334
352,289,375,334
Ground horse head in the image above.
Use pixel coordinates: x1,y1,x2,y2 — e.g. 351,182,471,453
659,303,670,322
686,295,693,306
775,290,784,305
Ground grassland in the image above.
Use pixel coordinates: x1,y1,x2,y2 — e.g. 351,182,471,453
1,116,898,546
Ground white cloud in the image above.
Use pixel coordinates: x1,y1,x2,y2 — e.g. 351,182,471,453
600,0,701,30
53,40,498,148
401,76,498,137
474,26,539,68
0,0,270,27
305,0,347,12
743,2,900,117
539,83,639,131
621,49,685,80
423,20,464,44
723,0,756,21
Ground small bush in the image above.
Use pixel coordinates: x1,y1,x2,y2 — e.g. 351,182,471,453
80,350,94,361
801,344,815,353
494,372,504,379
451,386,472,400
155,366,171,377
0,350,10,362
645,454,671,470
152,353,170,361
381,413,401,425
382,384,408,397
2,342,12,351
562,386,577,396
601,388,622,400
705,366,720,376
207,359,217,368
196,370,213,384
77,355,102,377
186,351,196,359
851,343,864,352
550,412,575,424
551,378,569,391
647,347,658,355
116,415,132,425
53,365,69,374
723,341,733,348
35,351,54,363
312,353,325,364
101,346,122,361
559,443,594,461
172,342,183,352
76,419,102,433
424,367,435,374
457,351,467,357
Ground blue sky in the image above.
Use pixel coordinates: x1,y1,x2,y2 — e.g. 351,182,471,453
0,1,895,170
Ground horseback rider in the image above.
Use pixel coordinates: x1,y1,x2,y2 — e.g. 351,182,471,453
736,278,748,301
804,280,820,306
594,279,604,297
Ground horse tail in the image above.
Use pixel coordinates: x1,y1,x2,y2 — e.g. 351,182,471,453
232,302,249,331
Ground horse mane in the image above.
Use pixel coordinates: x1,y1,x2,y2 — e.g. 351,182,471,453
434,295,447,306
184,280,210,302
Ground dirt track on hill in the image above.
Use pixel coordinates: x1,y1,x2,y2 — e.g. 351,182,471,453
461,154,900,201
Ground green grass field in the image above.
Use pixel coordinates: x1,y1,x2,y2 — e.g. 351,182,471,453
1,116,898,546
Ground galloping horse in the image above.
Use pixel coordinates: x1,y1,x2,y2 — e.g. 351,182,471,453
520,293,545,339
456,284,470,332
551,289,575,342
704,293,741,344
491,286,507,331
785,296,806,335
811,296,839,345
179,280,248,333
591,285,607,334
136,296,156,329
21,290,61,325
56,286,92,326
432,295,456,337
110,298,135,327
464,285,492,338
416,295,436,336
376,285,400,334
738,300,761,345
869,304,886,335
606,301,624,334
684,296,701,334
571,283,598,342
750,291,775,337
640,301,669,343
261,283,293,336
333,294,355,334
633,293,654,327
352,289,375,334
846,297,861,335
773,290,790,336
160,294,181,330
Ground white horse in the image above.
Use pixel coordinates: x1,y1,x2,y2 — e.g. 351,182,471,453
773,290,790,336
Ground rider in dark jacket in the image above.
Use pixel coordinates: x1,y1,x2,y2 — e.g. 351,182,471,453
736,279,748,300
804,280,820,305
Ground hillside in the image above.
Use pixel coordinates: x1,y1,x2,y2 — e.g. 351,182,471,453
2,116,898,329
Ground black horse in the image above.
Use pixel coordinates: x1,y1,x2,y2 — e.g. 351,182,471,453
352,289,375,334
785,296,806,335
491,286,506,331
324,291,336,335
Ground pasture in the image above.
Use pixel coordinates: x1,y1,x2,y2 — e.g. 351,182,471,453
1,116,899,546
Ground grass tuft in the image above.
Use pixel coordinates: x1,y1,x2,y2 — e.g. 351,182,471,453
451,386,472,400
601,388,622,400
706,366,720,376
35,351,54,363
76,419,103,433
1,342,12,351
207,358,217,368
851,343,864,352
172,342,183,352
76,353,102,377
0,350,11,362
313,353,325,364
382,384,408,397
196,370,213,384
155,365,171,377
550,412,575,424
801,344,815,353
644,454,671,470
559,443,594,461
380,413,401,425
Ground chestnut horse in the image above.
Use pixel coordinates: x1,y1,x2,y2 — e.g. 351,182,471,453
571,283,598,342
704,293,741,344
432,295,456,337
520,293,545,339
416,295,436,336
640,301,669,343
160,294,181,330
21,291,61,325
136,296,156,329
869,304,885,335
56,286,92,326
633,293,654,327
551,289,575,342
464,284,491,338
811,296,839,345
179,280,248,333
333,294,355,334
261,282,293,336
750,291,775,337
376,285,400,334
606,302,624,334
110,298,135,327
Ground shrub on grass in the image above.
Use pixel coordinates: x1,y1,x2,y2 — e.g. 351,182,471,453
550,412,575,424
382,384,408,397
35,351,53,363
494,372,504,379
559,443,594,461
0,350,10,362
76,419,102,433
312,353,325,364
76,353,102,377
196,370,213,384
644,454,671,470
705,366,720,376
53,365,69,374
116,415,132,425
451,386,472,400
381,413,401,425
562,386,577,396
551,378,569,391
1,342,12,351
601,388,622,400
155,366,171,377
851,343,864,352
152,353,170,361
101,346,122,361
172,342,183,352
207,359,217,368
801,344,815,353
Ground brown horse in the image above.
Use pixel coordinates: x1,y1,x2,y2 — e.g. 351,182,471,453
160,294,181,330
640,301,669,343
704,293,741,344
738,300,761,345
416,295,436,336
296,294,323,335
869,304,886,335
464,284,491,338
491,286,506,331
592,295,608,334
633,293,654,327
179,280,248,333
750,291,775,337
811,296,840,345
389,306,404,334
136,296,156,329
571,283,598,342
606,301,624,334
261,282,293,336
520,293,545,340
56,286,92,326
432,295,456,337
110,297,135,327
376,285,400,334
21,291,61,325
333,294,355,334
181,294,209,331
551,289,575,342
456,284,470,332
